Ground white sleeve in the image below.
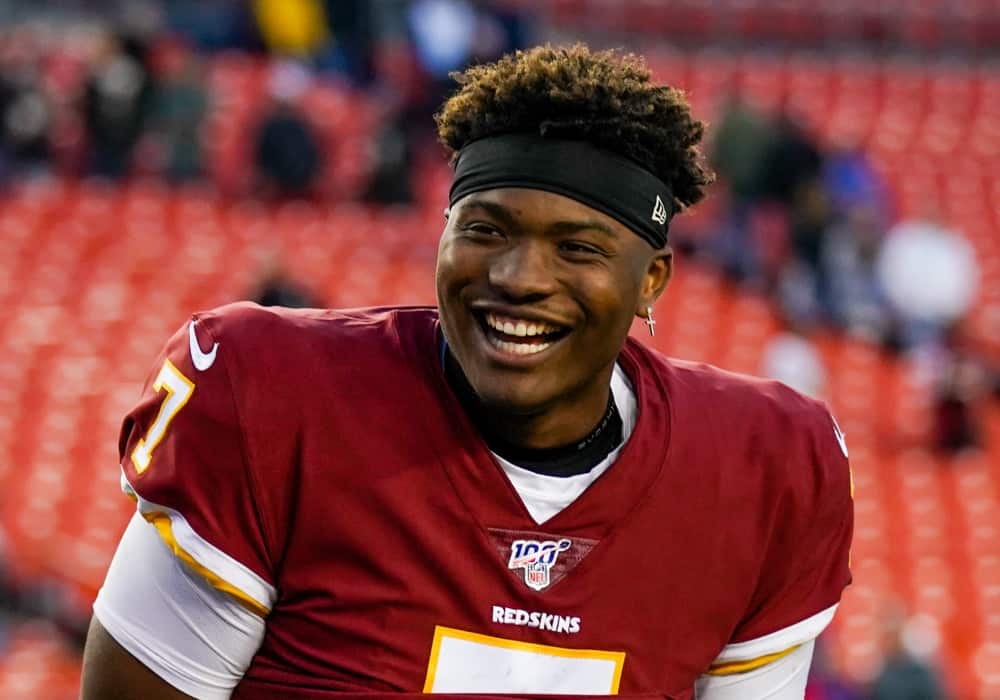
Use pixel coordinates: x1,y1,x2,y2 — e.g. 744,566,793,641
93,513,266,700
695,640,815,700
694,603,839,700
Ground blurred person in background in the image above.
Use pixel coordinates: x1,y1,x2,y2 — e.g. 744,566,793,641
819,203,893,345
822,137,891,229
870,610,946,700
927,323,994,454
252,60,323,199
363,106,415,204
162,0,259,52
876,206,979,353
757,108,826,314
0,47,53,181
147,40,208,183
875,206,986,454
707,89,773,282
761,322,827,399
0,523,13,651
805,638,863,700
82,29,156,179
321,0,376,85
779,180,834,327
249,255,322,309
405,0,527,139
758,109,823,209
253,0,331,62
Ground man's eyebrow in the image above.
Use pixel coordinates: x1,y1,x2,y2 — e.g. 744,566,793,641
547,219,618,238
458,198,518,225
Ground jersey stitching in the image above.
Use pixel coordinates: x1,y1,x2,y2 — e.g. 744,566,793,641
198,312,280,589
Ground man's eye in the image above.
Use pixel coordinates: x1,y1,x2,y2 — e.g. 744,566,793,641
463,223,503,237
560,241,603,256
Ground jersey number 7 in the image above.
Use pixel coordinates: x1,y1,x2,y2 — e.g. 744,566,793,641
131,359,195,474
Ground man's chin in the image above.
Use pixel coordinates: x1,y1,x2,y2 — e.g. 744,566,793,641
467,379,556,418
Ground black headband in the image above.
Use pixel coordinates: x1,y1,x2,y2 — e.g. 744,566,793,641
449,133,673,249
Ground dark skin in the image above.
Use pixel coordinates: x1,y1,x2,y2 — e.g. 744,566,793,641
80,187,672,697
437,187,672,448
81,616,192,699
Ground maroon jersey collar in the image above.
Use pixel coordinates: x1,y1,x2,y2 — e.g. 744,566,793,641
405,309,673,541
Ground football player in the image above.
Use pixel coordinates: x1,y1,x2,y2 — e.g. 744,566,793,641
81,45,853,700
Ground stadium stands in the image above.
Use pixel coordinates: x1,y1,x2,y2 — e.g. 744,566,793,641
0,48,997,699
500,0,1000,50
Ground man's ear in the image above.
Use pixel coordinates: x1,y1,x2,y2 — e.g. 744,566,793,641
637,247,673,316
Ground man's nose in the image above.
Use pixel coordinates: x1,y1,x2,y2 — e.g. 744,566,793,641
487,240,559,301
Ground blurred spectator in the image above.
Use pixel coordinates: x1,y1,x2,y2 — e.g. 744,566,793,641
407,0,479,80
253,61,323,198
253,0,331,60
709,92,773,205
775,180,834,328
251,260,321,309
759,110,823,206
321,0,376,85
0,59,53,180
820,204,893,343
822,138,892,227
82,30,156,178
806,638,864,700
871,612,946,700
364,109,414,204
761,325,827,398
876,209,979,351
148,41,208,183
926,324,995,453
788,181,833,304
404,0,527,143
0,528,10,654
707,92,774,282
163,0,259,52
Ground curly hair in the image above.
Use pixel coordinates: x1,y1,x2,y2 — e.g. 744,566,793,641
435,44,714,212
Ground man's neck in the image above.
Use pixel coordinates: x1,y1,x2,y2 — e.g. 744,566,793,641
443,351,622,476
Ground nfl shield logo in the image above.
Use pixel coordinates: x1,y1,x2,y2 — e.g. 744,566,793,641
508,538,572,591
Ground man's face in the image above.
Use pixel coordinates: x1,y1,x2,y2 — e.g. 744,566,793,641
436,188,671,416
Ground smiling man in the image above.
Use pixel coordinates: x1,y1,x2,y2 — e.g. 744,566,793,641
81,45,853,700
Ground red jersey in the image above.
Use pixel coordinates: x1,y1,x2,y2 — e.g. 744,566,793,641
117,304,853,700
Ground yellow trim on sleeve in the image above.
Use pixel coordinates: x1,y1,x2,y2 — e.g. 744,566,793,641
141,511,271,618
706,644,801,676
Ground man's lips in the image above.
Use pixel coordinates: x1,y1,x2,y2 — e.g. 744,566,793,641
479,313,570,357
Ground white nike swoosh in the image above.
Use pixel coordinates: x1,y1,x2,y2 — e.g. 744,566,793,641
831,415,848,458
188,321,219,371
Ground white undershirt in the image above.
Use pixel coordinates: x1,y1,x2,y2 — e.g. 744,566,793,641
494,363,639,524
93,363,821,699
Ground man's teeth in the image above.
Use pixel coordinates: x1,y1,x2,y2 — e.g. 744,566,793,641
485,313,562,338
490,338,553,355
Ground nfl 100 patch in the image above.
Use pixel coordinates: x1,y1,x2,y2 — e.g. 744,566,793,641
508,538,572,591
488,529,599,591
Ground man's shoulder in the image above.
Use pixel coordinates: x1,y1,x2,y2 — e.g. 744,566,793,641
631,343,846,490
192,302,438,347
633,342,828,426
188,303,437,375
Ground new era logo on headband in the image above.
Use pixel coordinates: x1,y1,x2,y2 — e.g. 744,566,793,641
651,195,668,225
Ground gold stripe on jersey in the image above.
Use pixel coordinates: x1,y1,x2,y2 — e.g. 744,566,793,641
142,511,271,618
705,644,800,676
